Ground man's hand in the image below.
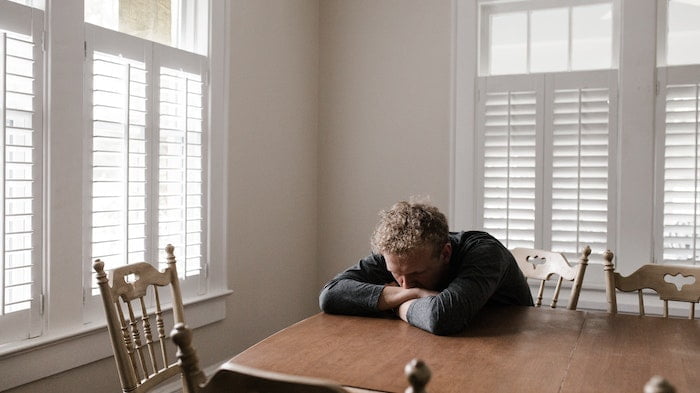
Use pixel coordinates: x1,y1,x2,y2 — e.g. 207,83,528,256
377,284,438,311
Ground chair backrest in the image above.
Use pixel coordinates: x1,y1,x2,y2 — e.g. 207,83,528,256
171,324,433,393
94,244,186,393
511,246,591,309
603,250,700,319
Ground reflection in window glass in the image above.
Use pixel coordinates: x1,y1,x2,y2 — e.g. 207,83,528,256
490,12,527,75
668,0,700,66
85,0,208,55
531,8,568,73
572,4,612,70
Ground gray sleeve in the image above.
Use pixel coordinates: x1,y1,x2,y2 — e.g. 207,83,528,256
319,254,395,317
405,244,509,335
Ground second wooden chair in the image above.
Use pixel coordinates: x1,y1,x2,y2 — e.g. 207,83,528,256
603,250,700,319
511,246,591,310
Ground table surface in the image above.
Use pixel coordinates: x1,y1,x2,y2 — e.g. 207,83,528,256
229,307,700,393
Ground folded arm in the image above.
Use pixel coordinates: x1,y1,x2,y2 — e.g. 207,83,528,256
319,255,395,316
404,245,509,335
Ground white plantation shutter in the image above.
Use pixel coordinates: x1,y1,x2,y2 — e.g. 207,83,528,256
477,72,615,255
156,60,205,280
658,66,700,264
0,1,43,343
85,26,208,310
89,51,149,293
478,77,542,249
548,74,614,259
482,91,538,248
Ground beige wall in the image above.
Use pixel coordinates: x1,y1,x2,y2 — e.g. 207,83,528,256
6,1,456,391
225,0,320,350
318,0,453,283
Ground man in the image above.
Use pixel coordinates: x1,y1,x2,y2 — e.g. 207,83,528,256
319,200,533,335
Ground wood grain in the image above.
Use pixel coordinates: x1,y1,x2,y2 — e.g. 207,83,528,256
231,307,587,393
230,308,699,393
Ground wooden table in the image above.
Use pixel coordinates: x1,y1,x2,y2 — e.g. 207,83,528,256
229,307,700,393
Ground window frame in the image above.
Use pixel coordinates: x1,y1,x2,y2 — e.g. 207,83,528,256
653,0,700,265
456,0,660,308
81,23,211,322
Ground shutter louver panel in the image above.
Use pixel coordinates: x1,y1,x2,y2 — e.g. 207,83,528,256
483,91,537,248
90,51,148,293
1,31,37,315
551,88,609,257
158,67,203,278
662,83,699,263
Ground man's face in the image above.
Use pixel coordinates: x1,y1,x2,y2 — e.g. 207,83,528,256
384,243,452,290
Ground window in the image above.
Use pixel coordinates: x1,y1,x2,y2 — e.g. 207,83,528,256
0,0,43,345
476,72,617,259
83,22,208,316
475,0,617,261
480,0,614,76
656,0,700,265
0,1,228,389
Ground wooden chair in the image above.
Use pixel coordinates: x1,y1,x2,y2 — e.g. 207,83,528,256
511,246,591,309
94,244,186,393
603,250,700,319
170,323,432,393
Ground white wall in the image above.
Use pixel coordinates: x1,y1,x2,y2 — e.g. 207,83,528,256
318,0,454,284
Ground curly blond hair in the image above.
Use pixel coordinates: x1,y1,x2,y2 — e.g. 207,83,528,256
370,200,449,257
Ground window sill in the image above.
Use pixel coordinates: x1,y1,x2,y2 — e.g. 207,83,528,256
0,289,232,391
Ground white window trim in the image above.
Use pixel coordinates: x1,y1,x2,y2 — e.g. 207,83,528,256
0,0,230,389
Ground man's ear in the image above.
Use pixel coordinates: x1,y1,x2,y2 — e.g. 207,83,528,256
441,242,452,264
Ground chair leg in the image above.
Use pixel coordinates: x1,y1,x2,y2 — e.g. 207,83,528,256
536,281,545,307
550,277,563,308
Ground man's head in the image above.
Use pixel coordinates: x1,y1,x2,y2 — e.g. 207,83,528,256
371,201,452,290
